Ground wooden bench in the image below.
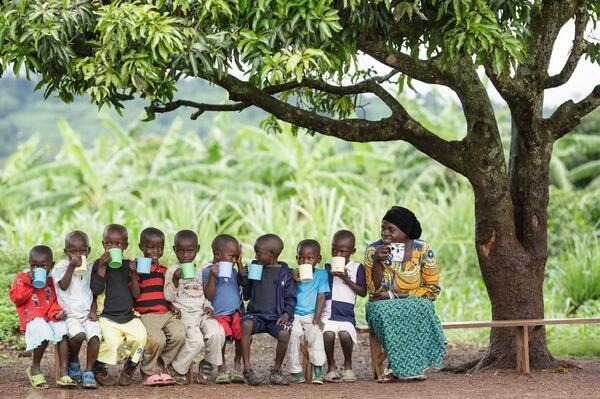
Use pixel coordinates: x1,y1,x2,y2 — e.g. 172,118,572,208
357,317,600,377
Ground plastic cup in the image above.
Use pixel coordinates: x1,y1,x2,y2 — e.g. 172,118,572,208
108,248,123,268
74,255,88,276
181,262,196,279
218,261,233,278
298,263,313,281
136,257,152,274
331,256,346,273
32,267,47,288
248,263,263,280
388,243,406,262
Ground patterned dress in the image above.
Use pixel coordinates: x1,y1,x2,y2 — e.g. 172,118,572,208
364,239,445,378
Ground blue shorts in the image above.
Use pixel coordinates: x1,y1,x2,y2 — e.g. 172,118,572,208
242,313,293,338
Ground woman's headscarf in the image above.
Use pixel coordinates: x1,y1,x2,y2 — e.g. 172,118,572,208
382,206,422,239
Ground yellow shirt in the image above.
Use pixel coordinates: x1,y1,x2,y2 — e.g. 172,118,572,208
364,239,440,300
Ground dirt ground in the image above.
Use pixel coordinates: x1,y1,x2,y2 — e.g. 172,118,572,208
1,333,599,399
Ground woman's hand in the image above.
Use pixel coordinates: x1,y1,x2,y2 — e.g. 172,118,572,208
373,245,390,263
369,291,391,302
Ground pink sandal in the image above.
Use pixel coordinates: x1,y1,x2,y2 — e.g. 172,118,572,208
158,373,176,386
143,374,163,386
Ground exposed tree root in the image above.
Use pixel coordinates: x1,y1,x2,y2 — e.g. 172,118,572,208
553,359,582,370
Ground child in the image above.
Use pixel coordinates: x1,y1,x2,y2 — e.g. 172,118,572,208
52,231,101,389
322,230,367,383
10,245,76,389
91,224,147,386
164,230,225,384
202,234,245,384
287,239,329,384
240,233,296,386
134,227,185,386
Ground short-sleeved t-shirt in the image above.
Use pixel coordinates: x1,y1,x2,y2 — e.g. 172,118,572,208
51,259,93,319
202,264,241,316
295,267,330,316
324,260,366,325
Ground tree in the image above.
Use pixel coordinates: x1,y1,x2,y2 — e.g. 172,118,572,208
1,0,599,370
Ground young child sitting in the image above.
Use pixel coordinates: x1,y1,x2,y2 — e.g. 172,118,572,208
134,227,185,386
240,233,296,386
287,239,330,384
91,224,147,386
203,234,245,384
51,231,101,389
10,245,76,389
164,230,225,384
322,230,366,383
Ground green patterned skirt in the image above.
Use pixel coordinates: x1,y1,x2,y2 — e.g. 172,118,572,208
366,296,445,378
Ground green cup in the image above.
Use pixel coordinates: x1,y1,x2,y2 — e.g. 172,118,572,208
108,248,123,268
181,262,196,279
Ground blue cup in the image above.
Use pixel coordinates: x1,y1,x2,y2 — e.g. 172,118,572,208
137,257,152,274
32,268,47,289
248,263,263,280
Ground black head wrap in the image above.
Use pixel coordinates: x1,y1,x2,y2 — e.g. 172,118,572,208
382,206,422,239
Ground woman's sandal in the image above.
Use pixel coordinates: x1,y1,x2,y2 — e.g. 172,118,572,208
143,374,164,386
81,371,98,389
56,375,77,388
376,368,396,383
323,370,343,383
26,367,48,389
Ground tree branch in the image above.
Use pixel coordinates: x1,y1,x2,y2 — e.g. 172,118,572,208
543,4,587,89
210,73,466,175
151,99,249,120
545,84,600,139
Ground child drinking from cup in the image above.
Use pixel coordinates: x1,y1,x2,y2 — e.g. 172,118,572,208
322,230,367,383
133,227,185,386
10,245,76,389
165,230,225,384
202,234,245,384
51,231,102,389
240,234,296,386
287,239,329,384
91,224,147,386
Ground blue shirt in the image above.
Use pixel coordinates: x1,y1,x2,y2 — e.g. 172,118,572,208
295,267,330,316
202,265,241,316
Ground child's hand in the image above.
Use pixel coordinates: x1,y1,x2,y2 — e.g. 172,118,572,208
204,307,214,317
99,251,111,268
292,270,300,282
173,268,182,284
55,310,67,321
238,263,248,278
87,311,98,322
313,318,324,331
129,259,137,274
333,270,350,283
170,304,181,319
27,269,34,281
68,255,82,270
209,263,218,278
276,312,289,325
236,246,244,267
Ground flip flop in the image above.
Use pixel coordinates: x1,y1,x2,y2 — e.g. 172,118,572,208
158,373,176,386
323,370,342,383
26,367,48,389
229,370,245,384
56,375,77,388
215,372,231,384
342,369,357,382
67,361,82,383
143,374,164,386
81,371,98,389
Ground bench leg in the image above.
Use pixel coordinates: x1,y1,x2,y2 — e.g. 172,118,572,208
368,331,385,380
300,342,313,383
515,326,530,374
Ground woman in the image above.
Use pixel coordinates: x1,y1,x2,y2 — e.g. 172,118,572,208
364,206,445,381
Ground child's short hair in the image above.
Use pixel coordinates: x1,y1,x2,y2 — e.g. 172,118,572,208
174,230,198,246
211,234,239,253
296,239,321,254
103,224,128,240
332,229,355,246
65,230,89,248
29,245,53,261
255,234,284,257
140,227,165,243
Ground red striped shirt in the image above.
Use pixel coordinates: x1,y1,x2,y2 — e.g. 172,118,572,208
135,263,170,314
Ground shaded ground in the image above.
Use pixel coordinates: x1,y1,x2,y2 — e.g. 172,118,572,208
1,333,598,399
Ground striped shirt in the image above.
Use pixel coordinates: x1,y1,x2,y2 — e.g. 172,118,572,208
135,263,170,314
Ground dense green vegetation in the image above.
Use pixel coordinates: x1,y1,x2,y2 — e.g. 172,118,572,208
1,100,598,354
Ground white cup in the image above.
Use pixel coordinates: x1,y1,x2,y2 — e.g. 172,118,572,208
388,243,406,262
298,264,313,281
74,255,87,276
331,256,346,273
